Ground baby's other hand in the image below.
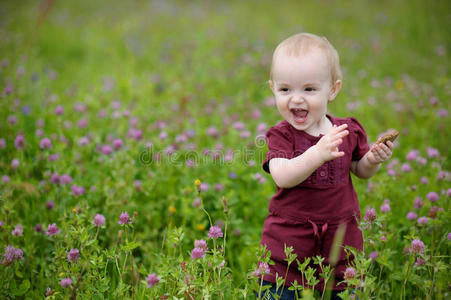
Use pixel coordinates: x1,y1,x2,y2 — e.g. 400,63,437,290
315,124,349,162
367,141,394,164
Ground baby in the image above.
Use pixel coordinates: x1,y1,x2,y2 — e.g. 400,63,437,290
259,33,394,299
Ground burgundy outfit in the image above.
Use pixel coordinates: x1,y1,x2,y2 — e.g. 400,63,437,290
261,115,370,291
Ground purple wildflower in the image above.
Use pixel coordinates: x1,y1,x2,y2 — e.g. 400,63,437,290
364,208,376,222
76,118,87,128
118,212,130,225
406,211,417,220
409,239,425,254
200,183,210,192
369,251,378,261
159,131,168,140
50,173,60,184
34,223,42,232
192,197,201,207
59,174,72,185
420,177,428,185
426,191,439,202
46,223,61,236
48,154,59,162
401,163,411,173
7,115,17,125
5,85,13,94
206,126,219,138
55,105,64,115
417,217,428,225
414,197,423,209
380,203,390,213
14,134,25,149
101,145,112,155
416,157,427,165
94,214,105,227
343,267,356,280
71,185,85,197
11,224,23,236
78,137,89,146
405,150,419,161
2,246,18,265
447,233,451,240
214,183,224,191
0,138,5,148
415,257,426,267
60,278,72,288
46,201,54,210
39,138,52,149
437,108,448,117
208,226,223,239
2,175,10,183
426,147,439,158
14,248,23,260
191,247,206,259
195,239,208,251
186,159,195,168
146,273,159,288
252,262,270,277
112,139,124,150
11,158,19,169
67,248,80,262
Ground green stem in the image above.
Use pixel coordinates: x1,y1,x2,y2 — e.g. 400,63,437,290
200,196,213,228
115,257,122,282
279,262,292,297
257,275,264,300
401,255,413,299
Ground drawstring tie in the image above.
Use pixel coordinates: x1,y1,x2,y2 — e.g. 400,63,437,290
308,219,328,255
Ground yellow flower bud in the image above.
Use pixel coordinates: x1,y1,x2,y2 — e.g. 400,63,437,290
194,179,201,188
196,224,205,231
395,80,404,90
58,272,65,277
169,205,176,214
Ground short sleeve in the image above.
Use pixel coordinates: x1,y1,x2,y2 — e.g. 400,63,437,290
262,125,294,173
350,117,370,161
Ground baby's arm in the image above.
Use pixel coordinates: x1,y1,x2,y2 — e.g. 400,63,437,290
351,141,394,179
269,124,349,188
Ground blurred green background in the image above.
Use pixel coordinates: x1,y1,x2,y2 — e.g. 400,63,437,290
1,0,450,155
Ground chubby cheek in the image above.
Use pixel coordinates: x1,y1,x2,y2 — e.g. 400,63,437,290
275,97,289,111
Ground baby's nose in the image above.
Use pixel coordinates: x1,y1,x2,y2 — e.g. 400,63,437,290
291,93,305,103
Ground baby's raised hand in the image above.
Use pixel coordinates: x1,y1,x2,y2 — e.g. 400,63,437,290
315,124,349,162
367,141,394,164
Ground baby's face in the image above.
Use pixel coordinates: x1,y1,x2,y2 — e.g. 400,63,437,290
270,48,340,136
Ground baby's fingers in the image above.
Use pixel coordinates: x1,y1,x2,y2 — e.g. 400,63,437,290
331,148,345,158
332,124,348,133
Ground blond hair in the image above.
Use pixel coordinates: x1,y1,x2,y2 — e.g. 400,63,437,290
269,33,342,84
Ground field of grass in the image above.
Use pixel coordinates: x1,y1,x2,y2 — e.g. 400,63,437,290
0,0,450,299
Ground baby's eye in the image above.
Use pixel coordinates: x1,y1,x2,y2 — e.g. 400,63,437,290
279,88,289,92
305,87,316,92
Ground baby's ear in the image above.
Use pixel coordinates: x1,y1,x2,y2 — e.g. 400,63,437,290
268,80,274,92
329,80,342,101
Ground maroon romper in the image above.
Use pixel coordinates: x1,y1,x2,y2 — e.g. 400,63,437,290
261,115,370,291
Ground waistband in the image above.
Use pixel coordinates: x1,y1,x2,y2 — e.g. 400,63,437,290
270,208,360,225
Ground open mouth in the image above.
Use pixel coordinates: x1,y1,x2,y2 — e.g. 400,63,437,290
290,108,308,124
